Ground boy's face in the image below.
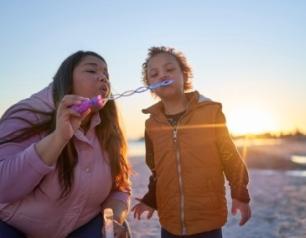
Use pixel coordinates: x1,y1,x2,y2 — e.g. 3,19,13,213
147,53,185,99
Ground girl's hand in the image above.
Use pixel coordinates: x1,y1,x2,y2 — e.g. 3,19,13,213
35,95,91,166
231,198,251,226
131,198,155,220
55,95,91,141
101,220,127,238
113,220,127,238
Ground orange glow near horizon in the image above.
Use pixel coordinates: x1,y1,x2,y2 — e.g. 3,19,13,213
227,106,279,136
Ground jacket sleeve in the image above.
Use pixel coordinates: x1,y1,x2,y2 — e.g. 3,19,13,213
104,191,131,205
215,107,250,203
0,104,54,203
102,179,131,223
141,130,157,209
103,179,132,209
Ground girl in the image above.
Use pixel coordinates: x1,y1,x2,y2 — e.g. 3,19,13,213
132,46,251,238
0,51,131,238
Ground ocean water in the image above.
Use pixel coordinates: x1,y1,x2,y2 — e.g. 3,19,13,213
128,140,146,157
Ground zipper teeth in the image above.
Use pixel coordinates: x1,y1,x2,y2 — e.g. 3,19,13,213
173,127,187,235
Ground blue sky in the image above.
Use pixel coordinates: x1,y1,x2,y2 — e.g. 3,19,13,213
1,1,305,138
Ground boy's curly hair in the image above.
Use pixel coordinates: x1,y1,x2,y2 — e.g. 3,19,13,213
142,46,193,91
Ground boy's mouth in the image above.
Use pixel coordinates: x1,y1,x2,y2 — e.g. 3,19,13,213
149,79,175,90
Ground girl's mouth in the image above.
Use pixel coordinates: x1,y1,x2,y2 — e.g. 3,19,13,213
100,83,110,98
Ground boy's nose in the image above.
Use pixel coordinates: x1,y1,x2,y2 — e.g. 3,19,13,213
160,74,170,81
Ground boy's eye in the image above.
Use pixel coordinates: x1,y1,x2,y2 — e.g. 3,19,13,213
150,73,158,78
166,68,175,72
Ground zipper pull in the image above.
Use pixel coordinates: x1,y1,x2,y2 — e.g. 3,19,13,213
173,128,177,142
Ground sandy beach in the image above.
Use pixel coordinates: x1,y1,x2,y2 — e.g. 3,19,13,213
126,138,306,238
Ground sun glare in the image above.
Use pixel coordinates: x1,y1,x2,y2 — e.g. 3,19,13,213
227,106,278,135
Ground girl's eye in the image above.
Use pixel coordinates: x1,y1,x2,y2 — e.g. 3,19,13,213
150,73,158,78
166,68,175,72
86,70,96,74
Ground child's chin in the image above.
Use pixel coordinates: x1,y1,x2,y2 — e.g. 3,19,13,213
161,89,180,98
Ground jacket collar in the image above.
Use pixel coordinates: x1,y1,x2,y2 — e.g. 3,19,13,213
142,91,214,119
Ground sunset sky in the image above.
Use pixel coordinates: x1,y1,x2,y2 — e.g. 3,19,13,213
1,1,305,139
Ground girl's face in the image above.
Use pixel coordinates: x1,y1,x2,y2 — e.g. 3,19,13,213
147,53,185,99
72,55,110,99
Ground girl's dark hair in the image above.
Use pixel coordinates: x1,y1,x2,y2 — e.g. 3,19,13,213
142,46,193,90
0,51,130,198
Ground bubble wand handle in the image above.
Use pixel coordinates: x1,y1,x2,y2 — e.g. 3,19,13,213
70,95,103,114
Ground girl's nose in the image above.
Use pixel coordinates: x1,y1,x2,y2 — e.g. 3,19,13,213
97,73,108,82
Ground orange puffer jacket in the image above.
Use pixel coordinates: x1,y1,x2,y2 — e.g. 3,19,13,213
143,91,250,236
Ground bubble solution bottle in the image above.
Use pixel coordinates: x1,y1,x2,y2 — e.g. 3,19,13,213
70,95,103,114
103,208,114,238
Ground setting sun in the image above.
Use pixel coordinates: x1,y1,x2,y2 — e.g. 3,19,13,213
226,105,278,135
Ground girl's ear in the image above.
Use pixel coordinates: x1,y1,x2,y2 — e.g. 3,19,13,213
183,75,188,86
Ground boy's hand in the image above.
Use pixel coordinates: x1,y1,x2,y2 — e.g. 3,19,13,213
231,199,251,226
131,198,155,220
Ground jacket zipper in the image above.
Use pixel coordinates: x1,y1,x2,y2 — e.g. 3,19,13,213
151,111,189,235
173,126,187,235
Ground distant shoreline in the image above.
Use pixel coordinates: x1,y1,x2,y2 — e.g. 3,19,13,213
130,132,306,143
128,136,306,171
